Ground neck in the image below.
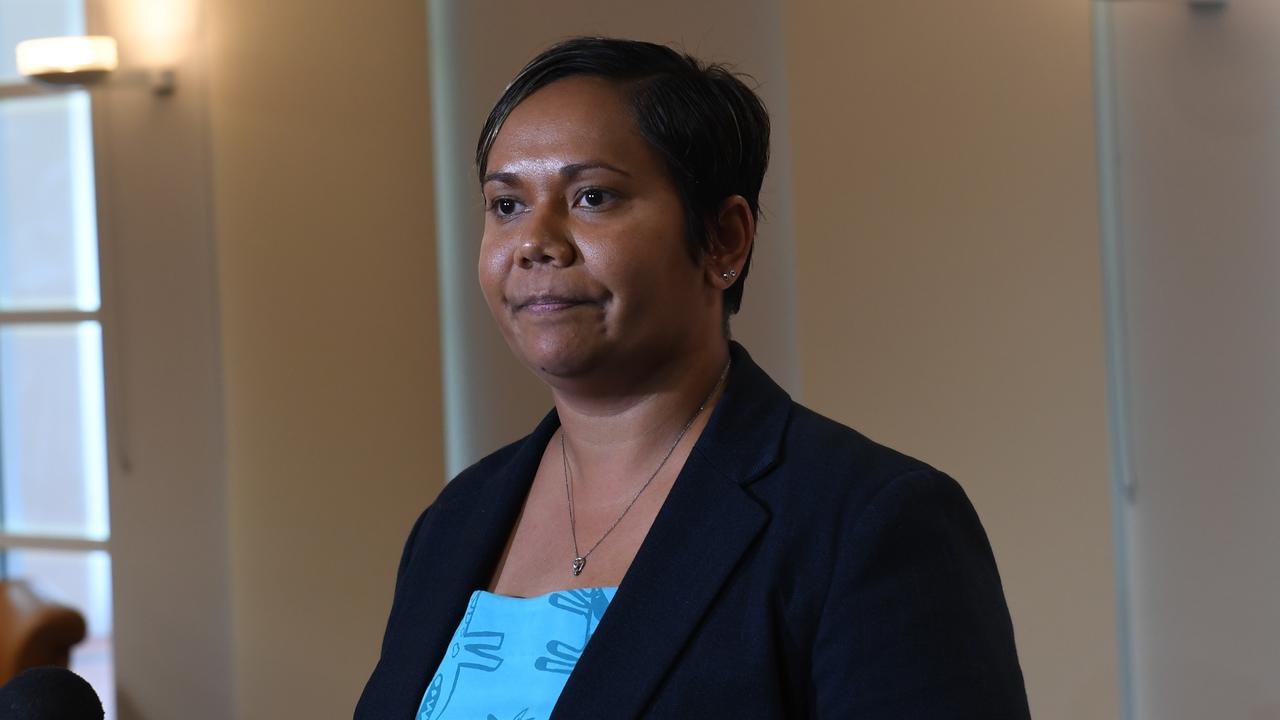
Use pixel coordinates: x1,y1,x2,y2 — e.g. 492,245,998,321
552,342,731,493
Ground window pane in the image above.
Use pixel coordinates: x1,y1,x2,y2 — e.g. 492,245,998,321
0,322,109,539
2,547,114,718
0,0,85,82
0,91,101,311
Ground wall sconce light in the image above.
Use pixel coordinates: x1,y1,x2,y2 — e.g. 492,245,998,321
16,36,118,84
14,36,174,95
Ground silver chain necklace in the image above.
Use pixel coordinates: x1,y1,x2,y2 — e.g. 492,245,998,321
561,360,731,577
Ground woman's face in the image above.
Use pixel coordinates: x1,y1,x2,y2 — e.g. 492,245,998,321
479,76,722,384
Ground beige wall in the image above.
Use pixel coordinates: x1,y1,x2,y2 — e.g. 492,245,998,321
205,1,443,717
92,0,233,717
786,4,1118,718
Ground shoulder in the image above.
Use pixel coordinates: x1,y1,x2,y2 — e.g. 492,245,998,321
763,400,965,525
783,402,935,481
398,423,546,553
769,406,1028,715
705,347,982,555
431,432,533,510
434,401,562,510
750,400,1000,599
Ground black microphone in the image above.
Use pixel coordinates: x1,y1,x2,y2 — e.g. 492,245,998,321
0,666,104,719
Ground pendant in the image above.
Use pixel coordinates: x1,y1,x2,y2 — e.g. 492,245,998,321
572,556,586,576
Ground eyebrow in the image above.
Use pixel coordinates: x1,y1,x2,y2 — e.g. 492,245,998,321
481,161,632,187
561,161,631,180
481,171,521,187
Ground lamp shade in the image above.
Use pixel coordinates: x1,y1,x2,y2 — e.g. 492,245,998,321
15,36,118,84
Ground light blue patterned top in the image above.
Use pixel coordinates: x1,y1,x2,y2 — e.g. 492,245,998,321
416,587,617,720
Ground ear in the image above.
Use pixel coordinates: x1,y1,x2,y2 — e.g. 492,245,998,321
703,195,755,290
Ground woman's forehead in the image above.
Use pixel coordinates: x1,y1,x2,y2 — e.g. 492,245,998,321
486,77,652,174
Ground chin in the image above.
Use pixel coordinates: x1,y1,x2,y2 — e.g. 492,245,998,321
512,333,605,381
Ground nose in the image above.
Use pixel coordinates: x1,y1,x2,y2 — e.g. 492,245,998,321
516,207,576,269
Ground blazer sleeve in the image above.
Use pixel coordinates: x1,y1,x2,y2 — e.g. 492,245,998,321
355,505,432,718
382,505,431,652
811,469,1032,719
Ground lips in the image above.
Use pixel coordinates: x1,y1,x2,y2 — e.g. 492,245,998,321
513,293,598,313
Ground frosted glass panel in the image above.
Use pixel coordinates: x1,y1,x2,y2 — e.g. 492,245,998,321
0,0,85,81
0,91,101,311
0,323,109,539
3,548,114,718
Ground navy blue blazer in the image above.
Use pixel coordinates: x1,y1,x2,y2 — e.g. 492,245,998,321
356,344,1031,718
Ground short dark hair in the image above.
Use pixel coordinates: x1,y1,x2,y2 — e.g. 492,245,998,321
476,37,770,317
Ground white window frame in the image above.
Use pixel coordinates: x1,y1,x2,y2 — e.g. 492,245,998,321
0,63,115,714
4,1,234,716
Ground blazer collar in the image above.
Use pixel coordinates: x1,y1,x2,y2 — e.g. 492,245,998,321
399,343,791,719
553,342,792,718
690,341,792,486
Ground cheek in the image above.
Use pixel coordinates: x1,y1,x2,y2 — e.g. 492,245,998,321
477,230,503,282
477,231,511,309
585,225,697,308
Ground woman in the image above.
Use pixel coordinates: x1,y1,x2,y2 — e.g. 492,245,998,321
357,38,1030,719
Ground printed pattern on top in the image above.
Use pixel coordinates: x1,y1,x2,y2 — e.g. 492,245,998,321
416,587,617,720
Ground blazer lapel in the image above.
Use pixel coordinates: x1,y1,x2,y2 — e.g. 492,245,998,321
381,411,559,716
552,343,792,719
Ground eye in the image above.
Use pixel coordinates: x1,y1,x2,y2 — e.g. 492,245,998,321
574,188,615,210
489,197,522,217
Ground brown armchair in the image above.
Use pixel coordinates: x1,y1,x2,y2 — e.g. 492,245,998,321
0,579,87,685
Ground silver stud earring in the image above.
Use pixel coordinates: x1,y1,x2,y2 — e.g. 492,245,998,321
721,269,738,280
